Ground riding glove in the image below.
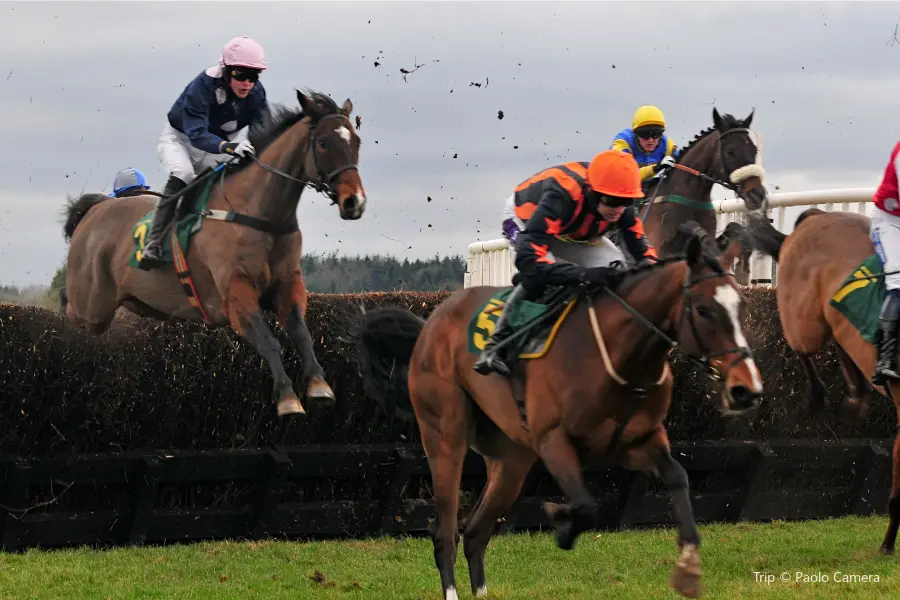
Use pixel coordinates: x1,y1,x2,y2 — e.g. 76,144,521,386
655,155,676,173
578,266,621,288
220,140,256,157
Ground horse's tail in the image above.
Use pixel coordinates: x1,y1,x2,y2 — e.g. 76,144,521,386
62,193,109,241
349,305,426,421
745,212,788,262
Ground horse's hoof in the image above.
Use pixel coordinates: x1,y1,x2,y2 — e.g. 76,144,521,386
543,502,577,550
841,396,869,420
307,377,336,405
879,544,894,556
671,543,703,598
276,394,306,417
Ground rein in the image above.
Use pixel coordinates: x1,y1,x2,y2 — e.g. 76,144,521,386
188,111,359,235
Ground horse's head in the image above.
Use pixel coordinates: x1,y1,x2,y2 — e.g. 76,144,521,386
711,108,767,213
676,232,764,415
297,90,366,220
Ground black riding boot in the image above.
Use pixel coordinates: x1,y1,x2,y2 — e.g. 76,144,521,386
873,292,900,386
138,175,187,270
473,283,528,376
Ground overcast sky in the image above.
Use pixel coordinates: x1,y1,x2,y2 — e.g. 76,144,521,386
1,1,899,287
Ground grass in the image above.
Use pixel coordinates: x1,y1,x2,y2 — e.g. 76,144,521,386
0,516,897,599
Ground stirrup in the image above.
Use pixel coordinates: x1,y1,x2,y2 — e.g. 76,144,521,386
473,347,512,376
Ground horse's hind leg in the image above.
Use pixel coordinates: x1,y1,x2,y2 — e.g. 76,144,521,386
463,442,536,597
797,353,827,412
880,424,900,555
275,270,335,406
623,426,702,599
536,426,598,550
834,344,871,419
411,372,470,600
227,274,305,417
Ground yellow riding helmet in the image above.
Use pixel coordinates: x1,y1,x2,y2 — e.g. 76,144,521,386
632,105,666,130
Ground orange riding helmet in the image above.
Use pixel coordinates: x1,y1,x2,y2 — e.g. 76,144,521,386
586,150,644,205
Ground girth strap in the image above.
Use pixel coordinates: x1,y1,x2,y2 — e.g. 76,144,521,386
201,209,299,236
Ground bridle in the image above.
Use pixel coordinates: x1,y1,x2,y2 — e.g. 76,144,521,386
247,112,359,205
595,260,755,384
640,126,766,220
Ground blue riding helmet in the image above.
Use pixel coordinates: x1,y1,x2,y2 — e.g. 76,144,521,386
111,168,150,197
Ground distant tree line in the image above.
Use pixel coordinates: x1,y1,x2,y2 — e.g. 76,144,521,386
0,252,466,309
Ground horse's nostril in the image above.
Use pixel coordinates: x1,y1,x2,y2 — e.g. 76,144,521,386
344,195,359,212
729,385,759,409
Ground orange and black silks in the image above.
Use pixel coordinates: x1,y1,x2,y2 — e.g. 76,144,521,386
512,162,658,287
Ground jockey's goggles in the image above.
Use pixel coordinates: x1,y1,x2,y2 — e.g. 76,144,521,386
228,67,261,83
635,127,664,140
597,194,634,208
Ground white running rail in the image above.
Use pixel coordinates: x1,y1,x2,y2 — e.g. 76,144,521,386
464,187,876,288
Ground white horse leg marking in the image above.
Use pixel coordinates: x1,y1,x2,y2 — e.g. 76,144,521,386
714,285,763,392
475,583,488,597
445,586,459,600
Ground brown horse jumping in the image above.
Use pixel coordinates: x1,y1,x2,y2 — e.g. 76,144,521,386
746,208,900,555
641,108,768,284
352,231,763,599
61,90,365,417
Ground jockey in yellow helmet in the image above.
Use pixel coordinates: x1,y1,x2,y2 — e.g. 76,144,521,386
610,105,680,190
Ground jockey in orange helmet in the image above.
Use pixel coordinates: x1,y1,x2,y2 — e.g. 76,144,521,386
476,150,659,376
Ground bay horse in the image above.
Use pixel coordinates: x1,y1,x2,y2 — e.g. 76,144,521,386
641,108,767,284
61,89,365,418
351,231,764,599
746,208,900,555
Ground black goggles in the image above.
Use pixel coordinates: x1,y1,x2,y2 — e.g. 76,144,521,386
228,68,260,83
636,128,664,140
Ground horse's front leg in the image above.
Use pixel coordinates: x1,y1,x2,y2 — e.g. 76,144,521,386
276,269,336,407
623,427,702,599
227,273,306,417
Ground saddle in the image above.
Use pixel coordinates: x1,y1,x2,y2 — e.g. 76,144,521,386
467,281,583,360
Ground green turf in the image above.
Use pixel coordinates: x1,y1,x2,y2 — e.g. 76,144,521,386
0,516,897,599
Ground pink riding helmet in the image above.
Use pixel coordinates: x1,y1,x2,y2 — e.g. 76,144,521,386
221,36,267,70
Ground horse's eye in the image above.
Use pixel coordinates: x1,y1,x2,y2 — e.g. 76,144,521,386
317,138,327,149
696,306,713,320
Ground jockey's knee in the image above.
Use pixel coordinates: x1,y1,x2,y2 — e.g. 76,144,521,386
169,168,196,185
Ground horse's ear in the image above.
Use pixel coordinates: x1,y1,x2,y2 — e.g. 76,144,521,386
686,233,704,266
296,89,322,120
741,108,755,129
712,107,723,131
341,98,353,117
718,236,745,267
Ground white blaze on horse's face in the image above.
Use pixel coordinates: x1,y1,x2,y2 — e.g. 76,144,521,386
713,284,763,394
334,124,366,211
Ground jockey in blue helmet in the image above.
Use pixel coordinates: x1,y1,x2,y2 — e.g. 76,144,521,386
110,167,151,198
139,36,269,270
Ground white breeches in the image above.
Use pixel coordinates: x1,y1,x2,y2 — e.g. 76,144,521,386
871,206,900,291
157,122,249,184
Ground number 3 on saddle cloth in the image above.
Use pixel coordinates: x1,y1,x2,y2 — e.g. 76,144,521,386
467,283,581,366
127,175,218,270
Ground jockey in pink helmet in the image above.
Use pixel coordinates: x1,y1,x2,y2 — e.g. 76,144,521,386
140,36,270,270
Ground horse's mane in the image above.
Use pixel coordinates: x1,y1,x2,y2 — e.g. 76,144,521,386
611,248,726,297
227,89,341,175
674,112,746,165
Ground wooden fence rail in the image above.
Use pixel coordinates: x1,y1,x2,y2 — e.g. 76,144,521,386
0,439,893,552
